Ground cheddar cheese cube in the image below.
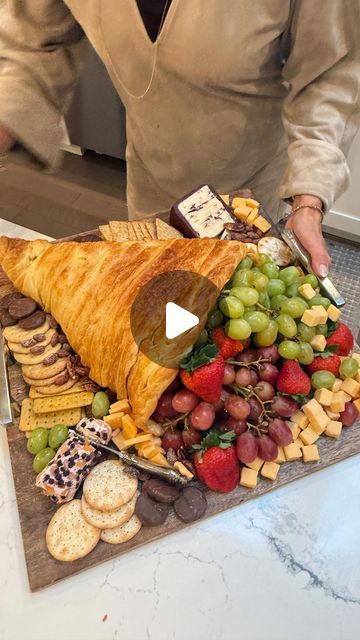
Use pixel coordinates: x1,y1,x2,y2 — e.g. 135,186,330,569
253,215,272,233
246,456,264,471
300,426,319,445
311,305,328,324
104,412,125,428
284,443,303,461
310,334,327,352
325,408,340,420
327,304,341,322
351,353,360,365
325,420,342,438
121,414,137,439
246,208,259,225
141,444,165,459
295,437,305,448
353,398,360,413
330,391,349,413
314,388,333,406
302,444,320,463
303,398,323,421
232,196,247,209
340,378,360,397
309,410,330,434
298,283,317,300
245,198,260,209
275,447,286,464
331,379,343,393
240,467,258,489
356,371,360,384
261,461,280,481
220,194,230,205
291,410,309,430
109,399,130,414
301,309,320,327
150,452,170,467
174,461,194,479
234,204,251,220
290,423,301,441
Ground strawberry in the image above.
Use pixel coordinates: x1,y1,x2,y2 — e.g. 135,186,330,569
307,353,341,376
193,430,239,492
276,361,311,396
212,327,244,359
180,343,224,403
326,322,354,356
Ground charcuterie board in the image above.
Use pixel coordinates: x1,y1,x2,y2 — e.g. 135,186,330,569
2,229,360,592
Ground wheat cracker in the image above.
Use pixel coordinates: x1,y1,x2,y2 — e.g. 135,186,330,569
83,460,138,512
19,397,82,431
46,500,100,562
155,218,183,240
99,225,113,241
33,391,93,414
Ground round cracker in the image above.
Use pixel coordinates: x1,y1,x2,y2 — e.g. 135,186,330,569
36,377,76,395
23,370,66,387
100,514,142,544
81,492,137,529
7,328,57,353
3,318,50,343
46,500,100,562
22,357,67,380
13,342,61,365
257,237,294,266
83,460,138,512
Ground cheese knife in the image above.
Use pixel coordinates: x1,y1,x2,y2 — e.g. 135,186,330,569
0,330,13,427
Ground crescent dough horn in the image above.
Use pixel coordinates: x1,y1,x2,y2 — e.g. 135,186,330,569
0,236,247,426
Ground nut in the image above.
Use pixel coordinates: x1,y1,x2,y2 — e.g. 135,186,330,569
42,353,59,365
33,333,46,343
21,338,37,348
29,344,46,355
54,372,70,385
50,332,60,347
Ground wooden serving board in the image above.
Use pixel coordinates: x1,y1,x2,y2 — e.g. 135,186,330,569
2,231,360,592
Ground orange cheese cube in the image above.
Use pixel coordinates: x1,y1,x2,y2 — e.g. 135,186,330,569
290,423,301,441
284,443,303,461
246,456,264,471
325,408,341,420
340,378,360,397
112,431,126,450
261,461,280,481
109,399,130,414
220,194,230,205
331,378,343,393
141,444,165,459
327,304,341,322
303,398,323,421
353,398,360,413
150,452,170,467
301,309,321,327
310,334,327,352
325,420,342,438
253,216,271,233
234,204,252,220
240,467,258,489
291,411,309,430
300,426,319,445
121,414,137,439
302,444,320,463
232,196,248,209
103,412,125,428
274,447,286,464
121,434,153,449
309,410,330,434
245,198,260,209
314,388,333,406
298,284,317,300
246,208,259,225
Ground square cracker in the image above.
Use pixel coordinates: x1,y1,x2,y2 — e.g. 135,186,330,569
99,225,113,241
132,221,147,241
33,391,94,414
109,221,130,241
155,218,183,239
144,221,156,239
19,398,82,431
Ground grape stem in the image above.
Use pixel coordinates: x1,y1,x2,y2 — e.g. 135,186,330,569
230,383,275,431
162,412,189,428
225,356,271,369
255,302,276,316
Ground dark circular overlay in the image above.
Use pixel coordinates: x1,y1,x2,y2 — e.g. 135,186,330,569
130,270,219,369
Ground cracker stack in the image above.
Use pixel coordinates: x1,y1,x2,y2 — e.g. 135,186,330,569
99,218,183,242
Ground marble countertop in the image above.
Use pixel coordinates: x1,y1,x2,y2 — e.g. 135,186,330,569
0,218,359,640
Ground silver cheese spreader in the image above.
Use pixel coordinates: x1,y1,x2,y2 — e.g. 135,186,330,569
274,216,345,308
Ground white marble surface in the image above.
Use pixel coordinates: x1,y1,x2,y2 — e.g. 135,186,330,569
0,219,360,640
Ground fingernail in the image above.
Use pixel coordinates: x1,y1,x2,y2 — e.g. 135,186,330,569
319,264,329,278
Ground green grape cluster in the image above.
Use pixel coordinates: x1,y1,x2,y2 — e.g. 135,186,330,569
211,252,333,363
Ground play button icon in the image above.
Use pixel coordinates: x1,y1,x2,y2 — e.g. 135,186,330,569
130,270,219,369
165,302,199,340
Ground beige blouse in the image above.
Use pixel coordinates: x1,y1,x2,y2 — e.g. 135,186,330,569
0,0,359,219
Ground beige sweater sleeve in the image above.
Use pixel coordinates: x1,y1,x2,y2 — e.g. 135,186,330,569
0,0,86,168
279,0,360,212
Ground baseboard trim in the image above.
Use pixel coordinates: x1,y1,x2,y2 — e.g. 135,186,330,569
323,209,360,243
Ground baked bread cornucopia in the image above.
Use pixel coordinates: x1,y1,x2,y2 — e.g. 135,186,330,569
0,237,247,426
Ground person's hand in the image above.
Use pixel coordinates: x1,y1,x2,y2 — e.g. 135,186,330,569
0,123,15,154
285,195,331,278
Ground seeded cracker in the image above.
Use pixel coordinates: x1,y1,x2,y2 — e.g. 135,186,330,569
83,460,138,512
81,492,137,529
100,514,142,544
46,500,100,561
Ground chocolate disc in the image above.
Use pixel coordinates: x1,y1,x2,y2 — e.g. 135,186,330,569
0,309,18,327
18,310,46,330
0,291,23,310
135,491,169,527
8,297,37,320
174,486,207,523
145,479,180,504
